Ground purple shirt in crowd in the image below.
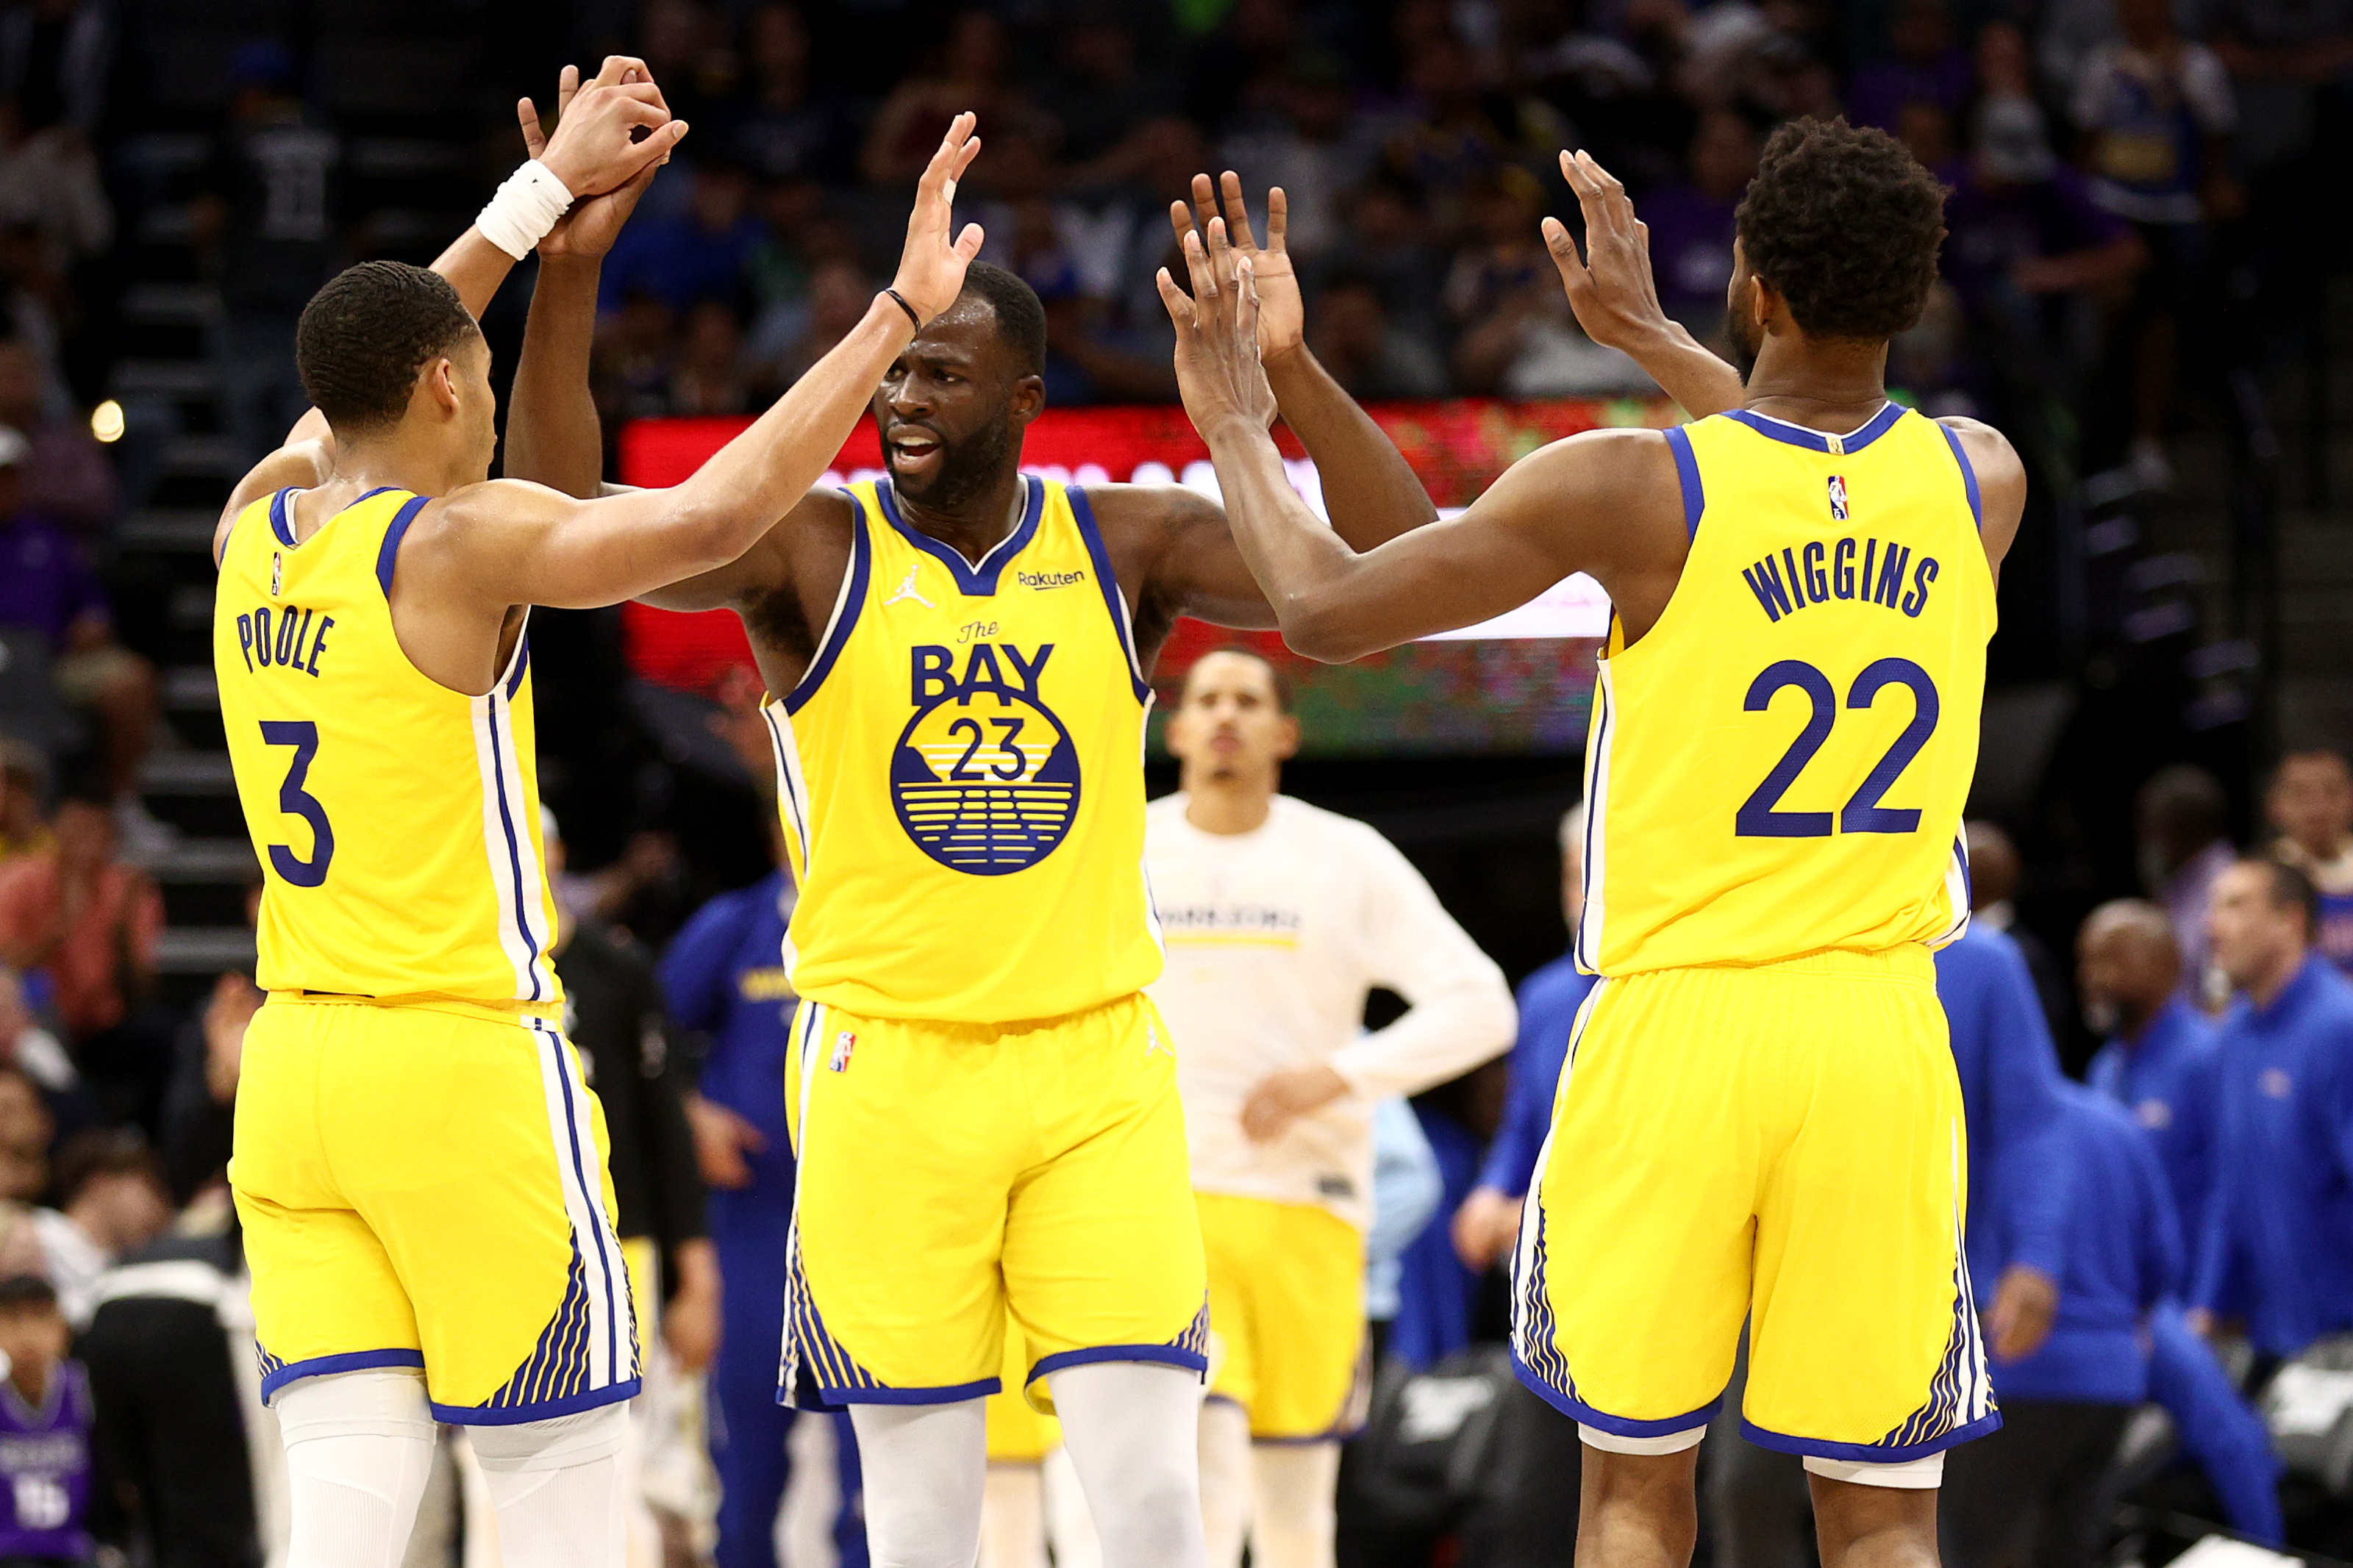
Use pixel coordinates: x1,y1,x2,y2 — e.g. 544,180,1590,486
1638,185,1738,328
0,1361,93,1562
0,512,107,651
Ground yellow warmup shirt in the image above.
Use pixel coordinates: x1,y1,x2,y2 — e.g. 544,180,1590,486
1577,405,1994,975
765,476,1162,1023
214,487,563,1006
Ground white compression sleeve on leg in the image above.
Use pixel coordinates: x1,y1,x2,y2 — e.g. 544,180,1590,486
276,1368,437,1568
1249,1442,1340,1568
849,1398,988,1568
1196,1399,1253,1568
1049,1361,1209,1568
465,1400,630,1568
979,1464,1049,1568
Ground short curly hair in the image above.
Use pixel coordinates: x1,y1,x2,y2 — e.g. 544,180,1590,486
295,261,479,433
1735,117,1947,342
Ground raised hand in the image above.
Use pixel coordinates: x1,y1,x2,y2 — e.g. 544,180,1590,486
521,60,678,259
1542,148,1671,355
889,112,986,323
526,54,686,200
1169,172,1303,362
1157,217,1279,440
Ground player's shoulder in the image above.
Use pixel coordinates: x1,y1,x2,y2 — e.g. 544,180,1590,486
1934,414,2025,484
1079,480,1224,534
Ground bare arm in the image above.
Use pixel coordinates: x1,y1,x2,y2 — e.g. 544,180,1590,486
1943,415,2029,587
418,116,985,614
214,60,685,559
1172,176,1438,541
505,68,673,496
505,256,606,495
1157,225,1677,662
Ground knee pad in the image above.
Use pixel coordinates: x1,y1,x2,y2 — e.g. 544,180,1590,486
466,1400,631,1474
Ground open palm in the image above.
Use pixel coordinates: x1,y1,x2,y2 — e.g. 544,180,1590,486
1171,172,1303,360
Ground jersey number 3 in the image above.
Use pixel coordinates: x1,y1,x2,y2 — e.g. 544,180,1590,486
260,720,335,886
1735,658,1938,838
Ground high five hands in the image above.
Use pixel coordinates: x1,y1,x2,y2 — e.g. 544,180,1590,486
519,57,685,261
1157,150,1699,420
1168,173,1304,363
1156,212,1279,442
518,56,688,206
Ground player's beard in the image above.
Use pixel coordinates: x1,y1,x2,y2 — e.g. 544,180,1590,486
1727,303,1761,381
893,416,1019,513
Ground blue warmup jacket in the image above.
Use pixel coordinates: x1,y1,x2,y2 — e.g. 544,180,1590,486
1477,952,1596,1198
2088,998,2221,1245
1935,926,2073,1295
2193,953,2353,1356
661,870,798,1174
1990,1084,2179,1405
2147,1303,2285,1544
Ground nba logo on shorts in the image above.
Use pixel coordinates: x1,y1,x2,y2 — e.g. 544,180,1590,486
1827,475,1849,522
829,1031,856,1072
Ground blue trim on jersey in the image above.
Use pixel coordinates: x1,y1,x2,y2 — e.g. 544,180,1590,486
487,715,545,1002
1938,423,1985,529
269,488,298,546
1030,1343,1211,1381
875,474,1043,597
1065,484,1154,702
1725,401,1906,454
1662,426,1704,540
434,1376,643,1425
504,629,532,700
1740,1410,2001,1464
535,1017,629,1386
783,493,872,716
214,512,236,570
793,1378,1001,1408
259,1347,426,1402
1509,1353,1722,1436
376,494,430,596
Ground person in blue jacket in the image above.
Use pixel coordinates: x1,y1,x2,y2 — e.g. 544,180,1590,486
661,862,865,1568
1452,807,1595,1275
1938,918,2074,1360
1704,901,2074,1568
2081,901,2221,1233
1943,1083,2178,1568
2191,856,2353,1361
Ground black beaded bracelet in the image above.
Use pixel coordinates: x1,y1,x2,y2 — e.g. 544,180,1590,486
882,288,923,329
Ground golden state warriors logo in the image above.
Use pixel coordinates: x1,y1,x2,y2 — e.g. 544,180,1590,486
891,641,1080,875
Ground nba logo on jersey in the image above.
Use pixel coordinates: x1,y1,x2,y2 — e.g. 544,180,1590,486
829,1031,856,1072
270,552,284,596
1827,475,1850,522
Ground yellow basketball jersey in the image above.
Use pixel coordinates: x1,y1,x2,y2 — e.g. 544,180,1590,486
1578,405,1994,975
768,476,1162,1023
215,487,563,1006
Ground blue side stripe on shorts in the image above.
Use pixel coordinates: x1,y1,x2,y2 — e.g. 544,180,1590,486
481,1239,596,1410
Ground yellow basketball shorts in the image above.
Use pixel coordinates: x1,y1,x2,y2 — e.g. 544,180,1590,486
230,995,640,1423
782,992,1208,1411
1513,946,1997,1464
1199,1192,1367,1441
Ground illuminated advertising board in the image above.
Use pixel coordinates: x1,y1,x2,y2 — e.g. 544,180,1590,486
618,397,1672,755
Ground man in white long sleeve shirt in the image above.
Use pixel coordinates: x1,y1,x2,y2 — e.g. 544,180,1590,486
1147,649,1516,1568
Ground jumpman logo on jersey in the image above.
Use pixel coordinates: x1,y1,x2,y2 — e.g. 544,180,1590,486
885,565,935,610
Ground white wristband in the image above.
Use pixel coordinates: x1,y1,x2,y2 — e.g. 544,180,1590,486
475,160,574,259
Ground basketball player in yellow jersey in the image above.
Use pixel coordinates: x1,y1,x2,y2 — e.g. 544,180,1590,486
1163,118,2027,1568
213,83,988,1568
496,165,1713,1568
